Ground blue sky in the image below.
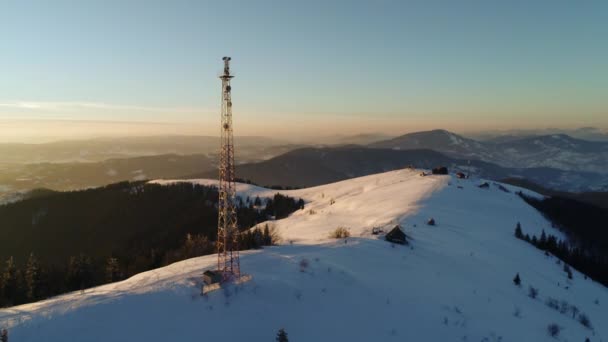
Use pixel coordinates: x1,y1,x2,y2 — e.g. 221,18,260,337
0,0,606,140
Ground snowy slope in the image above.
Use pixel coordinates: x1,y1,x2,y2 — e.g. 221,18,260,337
1,170,607,341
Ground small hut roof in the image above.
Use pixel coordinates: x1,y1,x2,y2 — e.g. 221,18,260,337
385,225,407,244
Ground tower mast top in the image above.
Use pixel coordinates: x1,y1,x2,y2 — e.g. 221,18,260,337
221,56,233,79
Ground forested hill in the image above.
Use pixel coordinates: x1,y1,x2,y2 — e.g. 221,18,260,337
0,181,304,265
0,181,303,307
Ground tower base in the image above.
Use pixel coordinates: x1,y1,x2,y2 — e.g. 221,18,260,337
201,273,252,295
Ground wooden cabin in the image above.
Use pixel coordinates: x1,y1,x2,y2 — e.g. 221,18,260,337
385,225,407,245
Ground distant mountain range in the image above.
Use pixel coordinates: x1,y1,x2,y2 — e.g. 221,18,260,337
2,130,608,201
0,135,297,164
470,127,608,142
0,154,215,203
191,146,608,192
370,129,608,175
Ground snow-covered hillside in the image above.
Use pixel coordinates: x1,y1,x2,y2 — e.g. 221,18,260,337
1,170,606,341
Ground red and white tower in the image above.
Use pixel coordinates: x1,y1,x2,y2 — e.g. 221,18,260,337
216,56,240,281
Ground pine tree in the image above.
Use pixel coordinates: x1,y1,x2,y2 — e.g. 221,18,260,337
183,233,195,259
531,235,538,246
253,228,263,248
67,254,93,292
528,286,539,299
514,222,523,239
1,257,19,306
25,253,41,301
297,198,305,210
263,224,272,246
276,328,288,342
547,235,558,251
105,257,121,283
513,273,521,286
539,230,547,249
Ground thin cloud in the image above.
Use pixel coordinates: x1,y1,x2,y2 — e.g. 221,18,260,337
0,101,213,114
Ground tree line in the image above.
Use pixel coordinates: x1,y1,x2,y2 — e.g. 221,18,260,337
0,182,303,307
518,191,608,287
514,222,608,287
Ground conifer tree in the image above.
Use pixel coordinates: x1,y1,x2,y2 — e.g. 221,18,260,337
539,230,547,249
514,222,523,239
253,228,263,249
276,328,288,342
25,253,41,301
263,224,272,246
105,257,121,283
298,198,305,210
1,257,19,306
67,254,93,292
183,233,196,259
513,273,521,286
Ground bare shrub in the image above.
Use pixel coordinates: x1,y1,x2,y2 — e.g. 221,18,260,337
578,313,592,329
569,305,579,319
299,259,310,272
547,323,561,338
330,227,350,239
559,300,570,314
546,297,559,310
528,286,539,299
513,307,522,318
267,223,281,245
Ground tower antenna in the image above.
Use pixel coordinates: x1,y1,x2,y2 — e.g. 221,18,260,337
217,56,240,281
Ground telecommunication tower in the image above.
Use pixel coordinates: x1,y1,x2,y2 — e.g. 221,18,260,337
216,56,240,281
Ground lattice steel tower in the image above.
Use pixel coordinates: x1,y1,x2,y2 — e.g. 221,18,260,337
217,56,240,280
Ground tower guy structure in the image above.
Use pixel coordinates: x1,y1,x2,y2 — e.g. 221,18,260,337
216,56,240,281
